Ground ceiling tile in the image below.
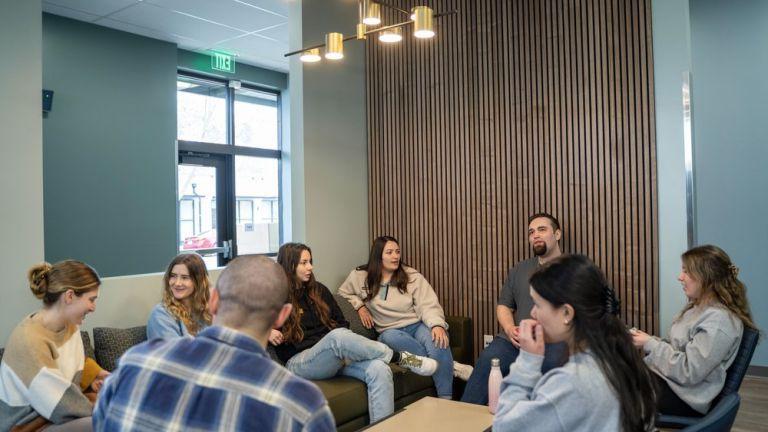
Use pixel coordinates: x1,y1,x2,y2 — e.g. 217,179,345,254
42,2,100,22
102,2,245,45
95,18,207,50
252,22,287,44
211,34,288,67
43,0,138,17
232,0,288,18
145,0,286,33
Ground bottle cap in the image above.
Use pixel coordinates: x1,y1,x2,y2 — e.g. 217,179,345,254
491,358,500,367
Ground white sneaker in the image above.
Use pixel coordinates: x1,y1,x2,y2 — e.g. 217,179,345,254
453,361,473,381
399,351,438,376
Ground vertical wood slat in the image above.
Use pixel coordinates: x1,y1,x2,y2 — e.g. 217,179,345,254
366,0,658,358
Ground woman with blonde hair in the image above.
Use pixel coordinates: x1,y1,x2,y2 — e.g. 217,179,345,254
632,245,757,416
147,253,212,339
1,260,107,432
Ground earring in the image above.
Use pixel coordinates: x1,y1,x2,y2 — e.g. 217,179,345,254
564,320,570,325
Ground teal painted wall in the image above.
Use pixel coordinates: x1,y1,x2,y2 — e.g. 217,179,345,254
177,49,287,90
41,15,289,278
43,14,178,277
689,0,768,366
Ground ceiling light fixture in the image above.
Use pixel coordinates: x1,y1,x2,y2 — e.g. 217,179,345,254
300,48,321,63
362,0,381,26
285,1,456,64
378,26,402,43
412,6,435,38
325,32,344,60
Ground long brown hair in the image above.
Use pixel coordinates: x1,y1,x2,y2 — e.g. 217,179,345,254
28,260,100,306
531,255,657,431
162,253,212,335
357,236,411,301
277,243,337,343
679,245,757,330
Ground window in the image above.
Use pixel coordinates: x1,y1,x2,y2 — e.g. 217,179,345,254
176,73,282,266
237,199,254,226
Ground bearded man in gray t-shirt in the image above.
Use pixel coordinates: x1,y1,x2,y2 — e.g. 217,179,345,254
461,213,569,405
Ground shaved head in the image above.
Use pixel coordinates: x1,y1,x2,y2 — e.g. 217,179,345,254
214,255,289,332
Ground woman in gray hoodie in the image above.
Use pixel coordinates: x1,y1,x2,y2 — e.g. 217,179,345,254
632,245,757,416
493,255,656,432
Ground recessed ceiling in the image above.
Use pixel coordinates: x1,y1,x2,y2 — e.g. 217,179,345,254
42,0,291,72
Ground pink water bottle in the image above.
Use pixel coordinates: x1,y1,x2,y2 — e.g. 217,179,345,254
488,358,502,414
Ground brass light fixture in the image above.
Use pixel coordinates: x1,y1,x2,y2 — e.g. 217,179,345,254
299,48,321,62
412,6,434,38
325,32,344,60
378,26,402,43
362,0,381,26
287,1,457,64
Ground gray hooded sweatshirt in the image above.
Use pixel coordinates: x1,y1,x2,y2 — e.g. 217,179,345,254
493,349,621,431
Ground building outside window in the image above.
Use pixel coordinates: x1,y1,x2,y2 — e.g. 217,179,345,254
176,73,281,267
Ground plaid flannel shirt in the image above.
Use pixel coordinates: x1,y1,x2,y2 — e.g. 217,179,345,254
93,326,335,431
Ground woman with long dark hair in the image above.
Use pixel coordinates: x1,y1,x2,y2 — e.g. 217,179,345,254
338,236,464,399
1,260,107,432
494,254,656,431
147,253,212,339
272,243,436,423
632,245,757,416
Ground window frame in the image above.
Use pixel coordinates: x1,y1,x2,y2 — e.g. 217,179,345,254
176,70,283,261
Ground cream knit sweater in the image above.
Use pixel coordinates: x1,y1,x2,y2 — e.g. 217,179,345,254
337,267,447,332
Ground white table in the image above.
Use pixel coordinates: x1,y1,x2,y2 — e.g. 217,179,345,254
364,396,494,431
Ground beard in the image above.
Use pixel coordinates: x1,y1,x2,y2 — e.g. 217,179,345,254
533,243,547,256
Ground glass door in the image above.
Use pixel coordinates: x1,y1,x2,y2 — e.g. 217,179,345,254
178,152,232,268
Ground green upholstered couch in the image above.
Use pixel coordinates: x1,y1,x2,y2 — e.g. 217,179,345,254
318,295,473,431
0,296,473,432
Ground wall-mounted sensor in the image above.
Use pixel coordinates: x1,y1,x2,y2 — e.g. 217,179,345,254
43,89,54,112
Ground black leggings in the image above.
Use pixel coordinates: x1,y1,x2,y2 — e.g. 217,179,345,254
655,374,704,417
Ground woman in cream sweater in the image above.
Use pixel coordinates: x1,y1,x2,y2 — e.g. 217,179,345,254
339,236,467,399
1,260,107,432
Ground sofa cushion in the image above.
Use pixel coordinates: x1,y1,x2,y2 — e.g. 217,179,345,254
313,365,434,426
313,376,369,426
334,294,377,340
93,326,147,371
81,331,95,360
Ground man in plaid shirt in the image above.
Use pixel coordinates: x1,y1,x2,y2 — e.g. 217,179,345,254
93,255,336,431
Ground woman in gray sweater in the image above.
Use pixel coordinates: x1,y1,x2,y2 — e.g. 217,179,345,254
494,255,656,432
632,245,757,416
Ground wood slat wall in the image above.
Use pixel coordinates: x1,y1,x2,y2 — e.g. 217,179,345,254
366,0,658,358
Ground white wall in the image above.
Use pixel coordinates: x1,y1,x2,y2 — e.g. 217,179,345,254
289,0,370,290
0,0,45,345
652,0,691,334
81,269,222,334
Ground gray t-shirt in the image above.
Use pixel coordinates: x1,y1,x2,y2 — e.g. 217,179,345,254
497,257,540,339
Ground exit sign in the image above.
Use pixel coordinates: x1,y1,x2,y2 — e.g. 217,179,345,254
211,52,235,73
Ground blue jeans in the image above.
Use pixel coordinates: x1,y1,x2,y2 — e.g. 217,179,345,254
378,322,454,398
460,336,568,404
286,328,395,422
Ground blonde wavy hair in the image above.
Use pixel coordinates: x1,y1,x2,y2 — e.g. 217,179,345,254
679,245,757,331
162,253,212,335
28,260,100,306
